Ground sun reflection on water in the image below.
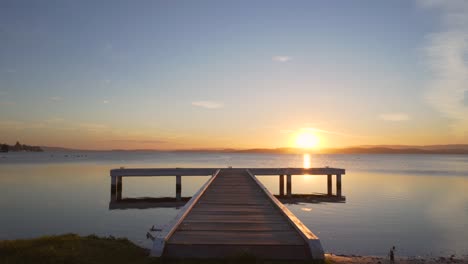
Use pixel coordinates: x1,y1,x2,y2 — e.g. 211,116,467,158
303,153,311,180
303,153,311,168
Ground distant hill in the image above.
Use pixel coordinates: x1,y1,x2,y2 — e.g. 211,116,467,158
321,146,468,154
356,144,468,150
175,146,468,154
233,146,468,154
34,144,468,154
40,146,82,152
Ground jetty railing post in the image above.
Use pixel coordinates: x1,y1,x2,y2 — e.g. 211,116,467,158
110,175,117,202
287,174,292,197
336,174,342,197
327,174,332,196
116,176,122,201
279,175,284,196
176,175,182,201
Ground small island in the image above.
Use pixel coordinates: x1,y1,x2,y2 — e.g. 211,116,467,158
0,141,43,152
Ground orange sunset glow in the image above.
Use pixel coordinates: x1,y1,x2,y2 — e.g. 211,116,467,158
0,1,466,152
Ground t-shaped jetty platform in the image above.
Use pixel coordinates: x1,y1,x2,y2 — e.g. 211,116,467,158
110,167,345,260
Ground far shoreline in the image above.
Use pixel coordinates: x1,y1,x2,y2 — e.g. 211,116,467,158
5,145,468,155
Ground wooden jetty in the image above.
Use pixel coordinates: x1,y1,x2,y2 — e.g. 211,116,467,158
110,167,345,260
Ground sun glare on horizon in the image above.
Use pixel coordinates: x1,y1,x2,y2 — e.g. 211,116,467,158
294,131,319,149
303,153,311,168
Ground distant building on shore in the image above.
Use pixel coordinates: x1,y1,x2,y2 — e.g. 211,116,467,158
0,141,43,152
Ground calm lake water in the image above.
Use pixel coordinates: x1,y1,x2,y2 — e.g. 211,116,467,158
1,152,467,257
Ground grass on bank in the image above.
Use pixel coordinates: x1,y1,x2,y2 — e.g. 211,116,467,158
0,234,330,264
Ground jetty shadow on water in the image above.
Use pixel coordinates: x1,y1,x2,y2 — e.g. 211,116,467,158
109,187,346,210
109,197,190,210
276,193,346,204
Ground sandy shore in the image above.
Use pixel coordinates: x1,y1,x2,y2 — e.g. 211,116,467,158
326,254,468,264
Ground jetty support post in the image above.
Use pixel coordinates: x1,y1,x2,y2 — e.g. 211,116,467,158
176,175,182,201
336,174,342,197
110,176,116,202
116,176,122,201
287,174,292,197
279,174,284,196
327,174,332,196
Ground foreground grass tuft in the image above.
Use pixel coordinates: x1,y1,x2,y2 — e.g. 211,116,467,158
0,233,151,264
0,234,327,264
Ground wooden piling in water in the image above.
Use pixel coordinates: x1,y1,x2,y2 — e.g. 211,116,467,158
287,174,292,197
110,176,116,202
336,174,342,197
327,174,332,195
116,176,122,201
176,175,181,201
279,174,284,196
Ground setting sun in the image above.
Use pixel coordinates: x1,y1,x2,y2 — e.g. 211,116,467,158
295,131,319,149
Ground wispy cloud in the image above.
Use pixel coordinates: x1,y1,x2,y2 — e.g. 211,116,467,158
418,0,468,136
103,100,110,104
272,56,292,62
50,96,62,101
192,101,223,109
378,113,410,121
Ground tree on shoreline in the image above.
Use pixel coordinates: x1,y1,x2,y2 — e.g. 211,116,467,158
0,144,8,152
0,142,43,152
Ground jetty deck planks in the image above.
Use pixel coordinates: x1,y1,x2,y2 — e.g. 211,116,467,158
163,169,314,259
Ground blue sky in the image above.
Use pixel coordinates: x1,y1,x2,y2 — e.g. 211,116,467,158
1,0,467,149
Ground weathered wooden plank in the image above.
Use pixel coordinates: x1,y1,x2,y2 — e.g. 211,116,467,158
194,204,273,209
164,244,310,260
192,206,274,213
111,167,345,177
191,208,275,214
169,230,305,245
184,215,285,222
110,168,218,177
182,218,288,224
191,208,274,213
205,189,258,192
201,194,265,199
250,168,345,175
187,212,280,218
178,222,292,231
196,201,275,206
